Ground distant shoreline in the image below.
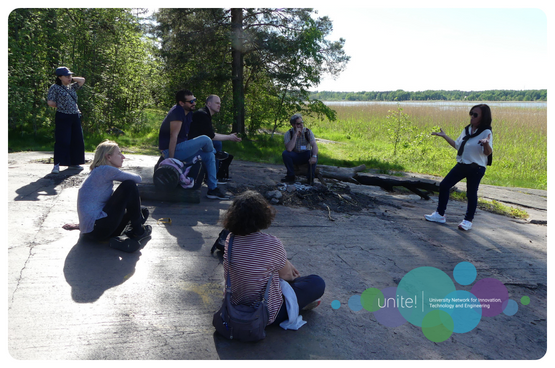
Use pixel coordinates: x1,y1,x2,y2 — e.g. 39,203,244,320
323,100,547,108
310,89,547,103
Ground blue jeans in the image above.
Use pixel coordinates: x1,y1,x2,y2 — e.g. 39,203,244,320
162,135,217,190
437,163,486,222
282,150,317,179
213,140,223,153
271,274,326,325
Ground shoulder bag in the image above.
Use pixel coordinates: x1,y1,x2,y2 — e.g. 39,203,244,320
212,235,271,342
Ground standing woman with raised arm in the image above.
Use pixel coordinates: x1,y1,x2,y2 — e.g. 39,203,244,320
47,66,86,174
425,104,493,231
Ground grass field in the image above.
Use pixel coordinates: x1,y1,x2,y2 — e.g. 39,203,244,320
8,102,546,190
303,103,547,190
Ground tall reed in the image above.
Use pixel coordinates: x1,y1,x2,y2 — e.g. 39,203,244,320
307,103,546,190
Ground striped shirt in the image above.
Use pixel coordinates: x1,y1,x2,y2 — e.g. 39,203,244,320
224,232,287,324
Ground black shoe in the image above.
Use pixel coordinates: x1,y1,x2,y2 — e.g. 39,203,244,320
215,151,229,161
141,207,149,224
281,176,296,183
127,225,152,241
109,237,143,253
217,177,232,185
206,187,230,200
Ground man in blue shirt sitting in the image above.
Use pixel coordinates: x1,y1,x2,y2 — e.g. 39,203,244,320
158,90,229,200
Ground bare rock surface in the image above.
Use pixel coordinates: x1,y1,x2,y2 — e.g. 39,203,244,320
7,152,547,360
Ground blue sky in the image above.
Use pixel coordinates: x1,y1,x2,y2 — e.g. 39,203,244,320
313,6,548,92
2,2,550,93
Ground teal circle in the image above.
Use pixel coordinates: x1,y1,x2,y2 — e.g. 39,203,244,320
397,267,457,327
503,299,518,316
440,290,482,333
453,262,477,286
348,295,363,311
331,300,341,309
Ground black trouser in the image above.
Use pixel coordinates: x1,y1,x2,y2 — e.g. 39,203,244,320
437,163,486,222
54,112,85,166
89,180,142,241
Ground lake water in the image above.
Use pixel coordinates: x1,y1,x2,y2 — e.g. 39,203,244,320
323,101,547,109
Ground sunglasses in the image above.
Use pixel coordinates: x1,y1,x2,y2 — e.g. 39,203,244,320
185,98,197,104
293,121,303,125
469,112,479,118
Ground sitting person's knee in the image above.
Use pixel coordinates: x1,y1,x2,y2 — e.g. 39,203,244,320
119,179,139,193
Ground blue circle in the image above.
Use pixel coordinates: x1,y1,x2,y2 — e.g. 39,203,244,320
331,300,341,309
439,290,482,334
348,295,363,311
453,262,477,286
503,299,518,316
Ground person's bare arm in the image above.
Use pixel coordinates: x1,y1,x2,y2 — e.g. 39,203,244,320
285,129,300,152
432,128,456,149
278,260,300,281
213,132,242,142
168,120,182,158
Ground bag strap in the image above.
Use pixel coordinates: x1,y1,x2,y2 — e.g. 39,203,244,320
58,83,78,104
226,234,272,302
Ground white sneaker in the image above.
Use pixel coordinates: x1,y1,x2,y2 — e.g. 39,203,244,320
51,164,60,174
425,211,446,224
458,220,472,231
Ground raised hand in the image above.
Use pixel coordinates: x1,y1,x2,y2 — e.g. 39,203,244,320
478,133,491,146
432,128,447,138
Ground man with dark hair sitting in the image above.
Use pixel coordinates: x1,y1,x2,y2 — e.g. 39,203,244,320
282,113,318,184
158,89,228,200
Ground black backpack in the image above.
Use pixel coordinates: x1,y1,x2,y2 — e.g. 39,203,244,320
211,229,230,254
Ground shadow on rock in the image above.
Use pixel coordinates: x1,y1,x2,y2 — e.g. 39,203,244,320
212,314,336,359
63,237,142,303
14,169,85,201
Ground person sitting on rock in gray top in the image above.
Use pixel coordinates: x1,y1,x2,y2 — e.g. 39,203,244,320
282,113,319,184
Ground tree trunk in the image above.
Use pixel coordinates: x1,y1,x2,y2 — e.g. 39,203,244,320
231,8,245,134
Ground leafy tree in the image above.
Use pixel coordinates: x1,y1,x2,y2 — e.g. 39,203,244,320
153,8,349,136
8,8,157,140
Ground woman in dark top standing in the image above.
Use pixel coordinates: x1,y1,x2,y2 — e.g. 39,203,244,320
47,66,86,174
425,104,493,231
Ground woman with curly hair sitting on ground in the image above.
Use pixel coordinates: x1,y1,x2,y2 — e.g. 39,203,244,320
221,190,325,329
